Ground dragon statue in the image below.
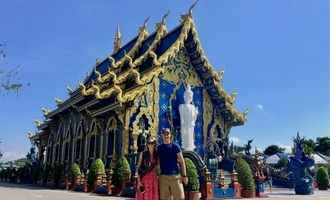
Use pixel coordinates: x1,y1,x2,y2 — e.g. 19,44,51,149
287,132,314,195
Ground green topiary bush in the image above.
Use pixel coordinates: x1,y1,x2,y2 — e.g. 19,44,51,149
236,157,255,191
70,163,81,178
316,167,329,190
112,156,131,187
88,159,105,187
184,158,200,192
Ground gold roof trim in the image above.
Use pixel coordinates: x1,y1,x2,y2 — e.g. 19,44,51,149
111,21,149,69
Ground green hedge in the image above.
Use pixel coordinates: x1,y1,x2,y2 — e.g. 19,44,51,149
88,159,105,187
316,167,329,190
112,156,131,187
236,157,255,191
70,163,81,178
184,158,200,192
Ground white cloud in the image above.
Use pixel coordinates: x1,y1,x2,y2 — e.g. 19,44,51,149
277,144,292,153
1,151,26,162
229,137,241,145
256,104,264,111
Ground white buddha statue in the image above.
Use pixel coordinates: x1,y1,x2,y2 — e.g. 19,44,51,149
179,84,198,151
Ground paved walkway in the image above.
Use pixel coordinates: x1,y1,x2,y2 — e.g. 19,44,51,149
0,182,329,200
0,182,133,200
229,188,330,200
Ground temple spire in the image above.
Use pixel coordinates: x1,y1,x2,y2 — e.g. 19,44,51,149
113,24,122,53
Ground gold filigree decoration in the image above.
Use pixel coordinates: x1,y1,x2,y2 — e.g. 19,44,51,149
162,47,202,87
203,90,213,145
132,108,154,136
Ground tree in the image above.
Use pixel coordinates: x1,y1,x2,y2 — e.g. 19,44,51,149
0,42,28,94
302,139,315,155
264,145,285,156
315,137,330,156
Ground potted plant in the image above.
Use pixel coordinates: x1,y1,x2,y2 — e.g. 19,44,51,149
112,156,131,195
316,167,329,190
70,163,82,190
236,157,255,198
184,158,201,200
88,158,105,192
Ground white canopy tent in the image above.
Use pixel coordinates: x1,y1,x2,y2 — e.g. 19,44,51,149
265,154,281,164
312,153,329,164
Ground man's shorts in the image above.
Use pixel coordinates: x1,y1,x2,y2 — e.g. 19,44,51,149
159,175,185,200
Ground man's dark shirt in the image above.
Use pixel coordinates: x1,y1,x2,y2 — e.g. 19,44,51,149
157,143,181,175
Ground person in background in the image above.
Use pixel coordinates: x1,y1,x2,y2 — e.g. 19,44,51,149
158,128,187,200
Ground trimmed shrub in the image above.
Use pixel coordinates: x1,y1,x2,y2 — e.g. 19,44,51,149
88,159,105,187
184,158,200,192
236,157,255,191
316,167,329,190
70,163,81,178
112,156,131,187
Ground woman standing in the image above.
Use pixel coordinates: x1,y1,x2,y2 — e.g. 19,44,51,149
136,136,159,200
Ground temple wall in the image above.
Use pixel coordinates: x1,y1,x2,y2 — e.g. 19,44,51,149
156,47,225,156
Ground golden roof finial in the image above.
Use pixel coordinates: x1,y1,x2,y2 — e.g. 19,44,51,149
55,97,64,105
41,107,51,115
143,16,150,28
188,0,199,16
113,24,122,53
243,108,249,119
34,120,42,127
139,17,150,35
27,131,33,139
95,58,101,65
161,10,170,24
230,91,238,102
67,85,74,94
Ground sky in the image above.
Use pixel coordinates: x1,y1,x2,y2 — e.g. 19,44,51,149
0,0,329,161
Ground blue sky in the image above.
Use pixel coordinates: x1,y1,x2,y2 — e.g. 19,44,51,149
0,0,329,160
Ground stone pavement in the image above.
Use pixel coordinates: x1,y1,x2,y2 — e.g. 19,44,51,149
0,182,329,200
0,182,133,200
228,187,330,200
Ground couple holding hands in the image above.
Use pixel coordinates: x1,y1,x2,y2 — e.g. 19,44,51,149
136,128,188,200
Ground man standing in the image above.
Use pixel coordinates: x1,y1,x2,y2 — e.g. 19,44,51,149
158,128,188,200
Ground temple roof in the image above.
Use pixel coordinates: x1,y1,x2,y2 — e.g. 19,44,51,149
42,12,246,127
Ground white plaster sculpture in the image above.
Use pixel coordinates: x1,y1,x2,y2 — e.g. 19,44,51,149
179,84,198,151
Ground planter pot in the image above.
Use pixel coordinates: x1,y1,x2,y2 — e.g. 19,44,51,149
190,191,201,200
112,186,122,196
241,188,255,198
185,191,201,200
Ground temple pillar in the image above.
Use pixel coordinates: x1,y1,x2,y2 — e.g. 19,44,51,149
99,130,104,159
